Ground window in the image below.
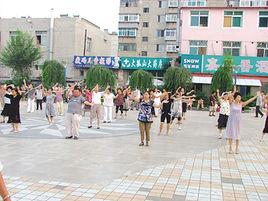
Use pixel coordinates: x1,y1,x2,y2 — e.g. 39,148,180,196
35,31,48,46
166,44,177,52
190,11,208,27
120,0,138,7
224,11,243,27
142,37,148,42
223,41,241,56
119,14,139,22
143,7,149,13
156,30,165,37
165,29,176,40
157,15,166,23
180,0,206,6
240,0,268,7
86,37,92,52
143,22,149,27
189,40,207,55
159,1,167,8
259,11,268,27
118,28,137,37
80,70,84,77
118,43,137,51
257,42,268,57
141,51,147,56
9,31,18,39
168,0,178,7
166,14,178,22
156,44,166,52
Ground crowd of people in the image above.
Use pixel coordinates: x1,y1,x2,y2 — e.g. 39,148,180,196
0,82,267,149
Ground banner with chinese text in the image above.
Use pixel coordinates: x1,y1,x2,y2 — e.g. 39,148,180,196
73,56,120,69
120,57,171,70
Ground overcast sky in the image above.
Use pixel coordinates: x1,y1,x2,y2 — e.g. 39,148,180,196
0,0,120,32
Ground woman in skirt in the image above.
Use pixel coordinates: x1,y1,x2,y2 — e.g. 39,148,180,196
216,90,230,139
261,94,268,141
159,92,173,135
225,91,258,154
1,86,12,123
171,92,183,130
45,88,56,125
7,88,22,133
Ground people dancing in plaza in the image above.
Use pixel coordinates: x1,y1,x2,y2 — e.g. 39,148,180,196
6,88,22,133
260,93,268,141
24,81,35,113
89,84,106,129
55,86,64,116
1,86,12,123
103,87,114,123
159,92,173,135
115,88,124,119
216,89,230,139
225,91,258,154
171,92,183,130
45,88,56,125
0,161,11,201
35,85,44,111
65,86,90,140
255,91,264,118
138,91,153,146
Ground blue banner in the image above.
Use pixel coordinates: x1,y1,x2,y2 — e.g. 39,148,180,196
73,56,120,69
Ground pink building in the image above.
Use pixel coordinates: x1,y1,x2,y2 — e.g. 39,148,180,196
180,7,268,57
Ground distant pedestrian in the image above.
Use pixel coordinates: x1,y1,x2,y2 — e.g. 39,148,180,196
103,87,114,123
115,88,124,119
209,91,216,117
45,88,56,125
55,86,64,116
255,91,264,118
35,85,44,111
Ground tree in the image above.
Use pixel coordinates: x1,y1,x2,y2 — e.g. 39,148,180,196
0,30,41,84
86,66,116,89
42,60,66,89
129,70,154,92
163,67,192,93
211,56,234,93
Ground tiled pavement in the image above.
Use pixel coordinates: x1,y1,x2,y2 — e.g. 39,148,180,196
5,138,268,201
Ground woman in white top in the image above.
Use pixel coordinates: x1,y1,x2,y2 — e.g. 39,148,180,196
153,89,162,117
216,90,230,139
103,88,115,123
0,162,11,201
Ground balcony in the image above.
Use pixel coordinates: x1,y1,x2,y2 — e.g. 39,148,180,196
239,0,268,6
180,0,207,7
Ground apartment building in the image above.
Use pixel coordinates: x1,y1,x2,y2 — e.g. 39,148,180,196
0,15,118,81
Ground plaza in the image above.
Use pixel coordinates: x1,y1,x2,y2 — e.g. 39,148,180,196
0,102,267,201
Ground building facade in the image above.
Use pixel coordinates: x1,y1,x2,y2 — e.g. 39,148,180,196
179,2,268,95
0,15,118,81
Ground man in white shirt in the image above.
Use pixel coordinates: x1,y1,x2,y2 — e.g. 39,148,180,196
88,84,107,129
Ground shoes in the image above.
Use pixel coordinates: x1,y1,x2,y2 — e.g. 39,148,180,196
107,121,111,123
218,134,222,139
65,136,73,139
139,142,144,146
146,142,149,146
74,136,79,140
178,126,182,130
97,127,100,129
103,121,107,123
88,126,92,128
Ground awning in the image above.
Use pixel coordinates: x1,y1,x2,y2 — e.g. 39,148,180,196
192,76,262,87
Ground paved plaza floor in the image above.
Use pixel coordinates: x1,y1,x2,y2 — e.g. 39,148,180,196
0,102,267,201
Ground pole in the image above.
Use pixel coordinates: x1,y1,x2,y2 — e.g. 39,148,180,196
49,8,54,60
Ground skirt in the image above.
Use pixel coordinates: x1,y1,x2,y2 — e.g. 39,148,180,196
1,104,11,117
218,114,228,129
182,102,187,113
263,116,268,133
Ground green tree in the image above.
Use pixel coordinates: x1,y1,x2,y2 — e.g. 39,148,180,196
129,70,153,92
86,66,116,89
41,60,66,89
163,67,192,93
0,30,41,84
211,56,234,92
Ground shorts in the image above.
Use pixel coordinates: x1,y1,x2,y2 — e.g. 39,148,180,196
161,113,171,124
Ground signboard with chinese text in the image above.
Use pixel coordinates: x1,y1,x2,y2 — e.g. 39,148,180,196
120,57,170,70
181,54,268,76
180,54,202,72
73,56,120,69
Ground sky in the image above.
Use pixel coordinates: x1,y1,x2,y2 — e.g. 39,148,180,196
0,0,120,32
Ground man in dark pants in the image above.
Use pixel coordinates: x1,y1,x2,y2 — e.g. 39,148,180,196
255,91,264,118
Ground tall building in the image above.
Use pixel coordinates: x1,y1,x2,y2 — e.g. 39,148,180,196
0,15,118,81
